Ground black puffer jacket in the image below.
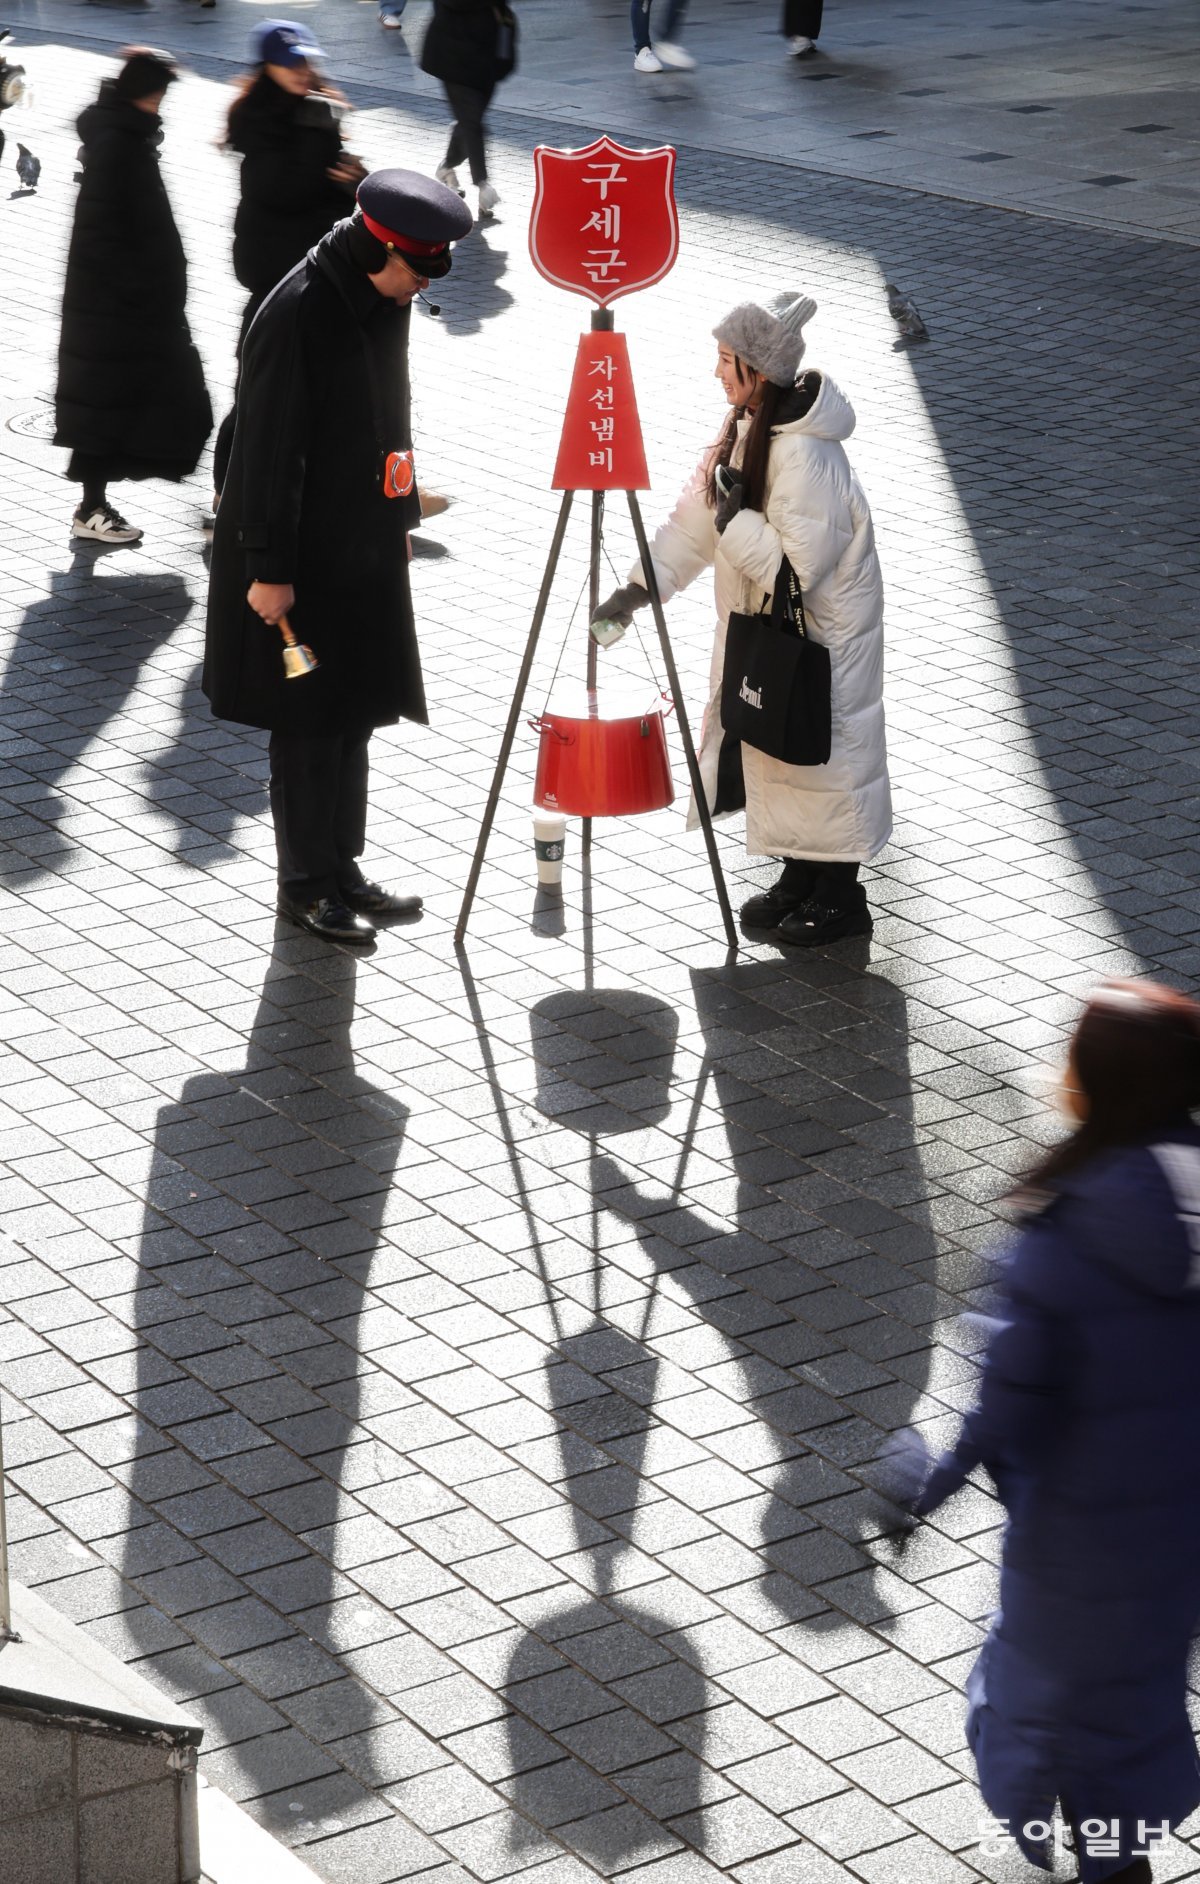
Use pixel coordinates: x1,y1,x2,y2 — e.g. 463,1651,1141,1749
54,82,211,478
227,75,355,296
420,0,518,91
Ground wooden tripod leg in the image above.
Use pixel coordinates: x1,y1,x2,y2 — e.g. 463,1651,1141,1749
627,491,738,955
455,489,575,946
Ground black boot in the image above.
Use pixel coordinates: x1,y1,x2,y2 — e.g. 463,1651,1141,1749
740,859,815,929
777,866,872,948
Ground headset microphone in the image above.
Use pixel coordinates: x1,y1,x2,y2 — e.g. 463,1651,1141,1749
418,291,441,317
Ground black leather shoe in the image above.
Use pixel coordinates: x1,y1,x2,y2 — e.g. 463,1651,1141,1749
740,883,810,929
277,894,376,944
777,892,872,949
339,880,423,918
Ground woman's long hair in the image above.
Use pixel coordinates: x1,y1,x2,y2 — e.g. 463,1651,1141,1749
1024,979,1200,1194
705,360,790,514
222,64,348,146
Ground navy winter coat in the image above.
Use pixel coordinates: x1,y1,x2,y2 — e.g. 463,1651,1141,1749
920,1122,1200,1880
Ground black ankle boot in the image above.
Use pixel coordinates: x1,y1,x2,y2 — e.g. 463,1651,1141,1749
740,859,815,929
777,875,872,949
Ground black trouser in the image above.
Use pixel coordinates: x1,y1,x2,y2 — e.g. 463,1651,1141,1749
69,451,110,513
213,290,268,498
778,857,859,904
268,728,370,903
783,0,823,38
441,80,494,185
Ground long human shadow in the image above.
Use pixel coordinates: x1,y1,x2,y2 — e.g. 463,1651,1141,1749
0,566,261,880
890,211,1200,974
433,228,514,337
120,941,411,1818
493,961,947,1866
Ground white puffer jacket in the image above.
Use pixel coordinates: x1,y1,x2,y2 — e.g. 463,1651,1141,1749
633,372,892,863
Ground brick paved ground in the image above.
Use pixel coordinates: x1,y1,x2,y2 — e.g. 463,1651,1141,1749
3,7,1200,1883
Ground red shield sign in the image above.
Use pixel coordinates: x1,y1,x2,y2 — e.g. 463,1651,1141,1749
530,135,678,308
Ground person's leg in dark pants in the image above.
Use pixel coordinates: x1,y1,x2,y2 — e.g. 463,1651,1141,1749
783,0,823,49
333,732,371,896
631,0,652,52
269,730,346,904
661,0,690,44
440,81,491,185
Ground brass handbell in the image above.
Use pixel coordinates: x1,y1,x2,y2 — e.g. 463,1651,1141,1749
278,613,318,680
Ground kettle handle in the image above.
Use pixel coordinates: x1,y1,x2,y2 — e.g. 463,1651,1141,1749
529,717,573,744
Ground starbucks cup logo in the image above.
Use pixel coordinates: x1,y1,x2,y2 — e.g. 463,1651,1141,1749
532,811,567,886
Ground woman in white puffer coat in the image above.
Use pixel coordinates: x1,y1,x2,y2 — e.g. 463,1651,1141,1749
592,291,891,947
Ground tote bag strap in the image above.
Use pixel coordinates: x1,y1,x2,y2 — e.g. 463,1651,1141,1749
768,554,810,638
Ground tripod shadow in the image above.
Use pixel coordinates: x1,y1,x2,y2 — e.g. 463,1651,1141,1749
121,941,411,1820
0,569,259,880
500,990,709,1867
493,959,947,1862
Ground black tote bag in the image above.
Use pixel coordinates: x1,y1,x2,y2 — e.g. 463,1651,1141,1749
720,555,832,766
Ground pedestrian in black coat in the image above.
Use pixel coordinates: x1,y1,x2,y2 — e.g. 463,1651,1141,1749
421,0,517,218
213,20,365,495
54,48,211,546
203,170,473,945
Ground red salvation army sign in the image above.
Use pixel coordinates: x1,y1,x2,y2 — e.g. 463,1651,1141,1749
529,135,678,308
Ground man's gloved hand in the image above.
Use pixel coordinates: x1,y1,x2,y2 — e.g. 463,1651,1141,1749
590,581,650,648
714,462,744,535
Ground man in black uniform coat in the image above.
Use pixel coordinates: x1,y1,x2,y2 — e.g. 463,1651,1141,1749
203,169,473,943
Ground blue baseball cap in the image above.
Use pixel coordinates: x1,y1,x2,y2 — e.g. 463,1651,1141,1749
256,20,324,68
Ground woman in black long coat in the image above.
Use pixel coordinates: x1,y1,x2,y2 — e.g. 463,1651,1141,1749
54,48,211,545
212,20,364,496
421,0,517,220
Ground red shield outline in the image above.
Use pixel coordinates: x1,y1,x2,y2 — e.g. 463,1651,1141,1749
529,135,679,308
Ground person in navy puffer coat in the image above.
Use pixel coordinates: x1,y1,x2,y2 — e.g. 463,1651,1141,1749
897,979,1200,1884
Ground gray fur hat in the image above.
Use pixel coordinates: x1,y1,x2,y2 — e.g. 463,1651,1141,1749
712,291,818,387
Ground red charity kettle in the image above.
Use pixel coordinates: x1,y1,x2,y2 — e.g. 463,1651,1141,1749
530,684,676,818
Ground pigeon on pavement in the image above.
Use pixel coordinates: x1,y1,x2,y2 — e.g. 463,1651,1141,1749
885,282,929,342
15,142,40,190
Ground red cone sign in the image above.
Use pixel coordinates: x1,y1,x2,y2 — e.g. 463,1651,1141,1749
530,135,679,308
552,333,649,491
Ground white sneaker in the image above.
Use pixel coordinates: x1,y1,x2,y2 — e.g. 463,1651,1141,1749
790,35,816,55
72,503,143,544
435,163,464,196
634,46,663,73
477,179,500,216
653,40,695,70
379,8,405,26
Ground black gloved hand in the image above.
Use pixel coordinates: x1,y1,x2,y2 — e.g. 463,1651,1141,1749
591,582,649,630
714,462,744,535
590,581,650,647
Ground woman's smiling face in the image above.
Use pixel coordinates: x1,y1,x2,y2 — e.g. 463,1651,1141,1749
715,344,765,409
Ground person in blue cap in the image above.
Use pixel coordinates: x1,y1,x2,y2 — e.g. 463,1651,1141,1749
212,21,365,500
203,169,473,945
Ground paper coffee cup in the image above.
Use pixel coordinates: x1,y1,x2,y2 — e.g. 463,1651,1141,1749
533,811,566,886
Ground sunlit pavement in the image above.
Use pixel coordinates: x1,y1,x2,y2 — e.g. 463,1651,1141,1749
2,5,1200,1882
